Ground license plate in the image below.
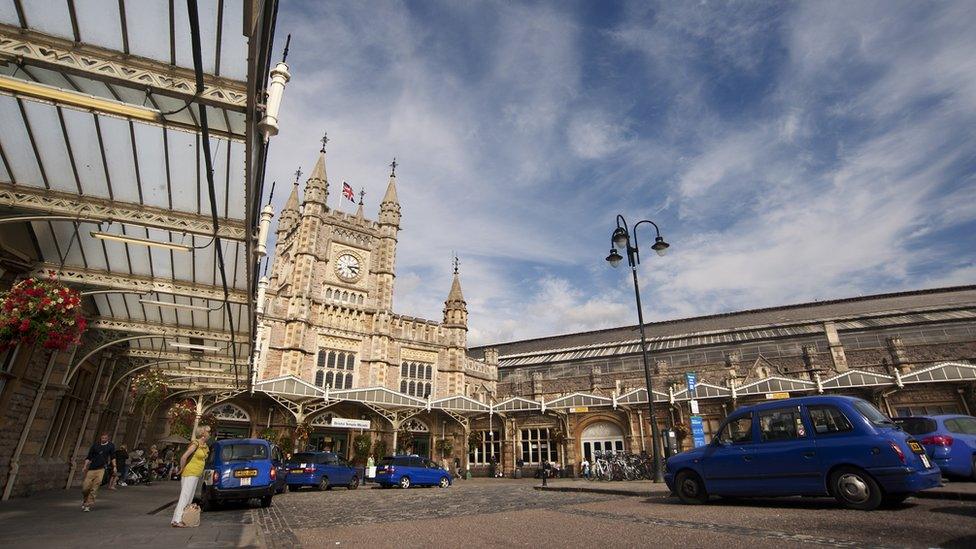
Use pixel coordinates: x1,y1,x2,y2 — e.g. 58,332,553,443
290,469,304,474
234,469,257,478
907,441,924,454
919,453,932,468
239,476,251,486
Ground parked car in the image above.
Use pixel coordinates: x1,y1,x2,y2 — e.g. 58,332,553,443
893,415,976,480
285,451,360,491
374,455,452,488
664,395,941,510
200,438,288,510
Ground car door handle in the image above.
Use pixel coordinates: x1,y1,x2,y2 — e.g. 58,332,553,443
742,455,753,462
802,451,815,458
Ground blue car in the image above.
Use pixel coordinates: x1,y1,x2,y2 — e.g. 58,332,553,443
665,395,940,510
374,455,452,489
893,415,976,480
285,451,360,491
201,438,288,510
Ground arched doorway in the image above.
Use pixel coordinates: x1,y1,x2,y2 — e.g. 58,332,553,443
209,403,251,440
403,418,431,458
308,412,349,458
580,421,624,461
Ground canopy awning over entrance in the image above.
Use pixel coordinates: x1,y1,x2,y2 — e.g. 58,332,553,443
0,1,281,391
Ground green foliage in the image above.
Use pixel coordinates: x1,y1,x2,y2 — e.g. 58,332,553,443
170,422,192,439
372,439,388,459
468,431,481,452
395,427,413,453
258,428,277,442
435,438,453,458
278,436,293,455
353,433,372,465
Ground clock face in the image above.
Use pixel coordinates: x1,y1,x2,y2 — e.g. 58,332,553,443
335,253,362,281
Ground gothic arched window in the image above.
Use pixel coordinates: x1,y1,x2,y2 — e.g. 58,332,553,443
316,347,358,390
325,371,334,388
400,359,435,397
315,370,324,387
400,380,408,394
401,362,409,377
425,364,432,379
327,351,336,368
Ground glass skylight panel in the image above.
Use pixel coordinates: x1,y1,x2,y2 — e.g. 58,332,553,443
125,1,171,64
0,96,43,185
73,0,125,51
219,0,248,81
20,2,72,39
21,101,74,192
60,109,110,198
98,115,141,202
132,124,166,204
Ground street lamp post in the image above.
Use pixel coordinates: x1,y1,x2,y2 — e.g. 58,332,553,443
605,215,669,483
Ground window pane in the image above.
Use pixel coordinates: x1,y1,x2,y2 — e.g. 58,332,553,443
327,352,336,368
400,380,408,393
808,405,853,434
401,362,408,377
759,409,801,442
718,414,753,444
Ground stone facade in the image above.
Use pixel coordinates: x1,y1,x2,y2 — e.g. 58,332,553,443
255,145,496,399
466,286,976,477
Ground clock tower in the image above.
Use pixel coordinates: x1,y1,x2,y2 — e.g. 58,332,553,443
258,139,495,400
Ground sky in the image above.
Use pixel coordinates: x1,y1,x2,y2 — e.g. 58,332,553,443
264,0,976,347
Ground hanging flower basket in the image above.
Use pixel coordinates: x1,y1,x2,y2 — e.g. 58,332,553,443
294,421,311,444
0,274,87,352
131,370,167,398
168,399,196,427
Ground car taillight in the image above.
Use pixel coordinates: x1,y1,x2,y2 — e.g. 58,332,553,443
270,467,276,480
305,467,315,473
889,441,905,464
921,435,953,446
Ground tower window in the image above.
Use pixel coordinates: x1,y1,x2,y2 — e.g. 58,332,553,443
399,360,434,397
316,348,357,389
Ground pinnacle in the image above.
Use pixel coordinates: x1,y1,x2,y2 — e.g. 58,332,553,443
309,150,327,183
381,173,399,205
447,273,464,303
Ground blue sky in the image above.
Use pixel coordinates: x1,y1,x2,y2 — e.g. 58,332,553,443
265,0,976,346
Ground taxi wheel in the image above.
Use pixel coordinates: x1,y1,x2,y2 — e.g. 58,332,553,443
675,470,708,505
439,476,450,488
317,477,329,491
399,476,411,489
830,467,882,510
348,476,359,490
260,496,272,508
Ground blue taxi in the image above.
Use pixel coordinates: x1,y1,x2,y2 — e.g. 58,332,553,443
284,451,360,491
374,455,452,488
200,438,288,510
665,396,941,510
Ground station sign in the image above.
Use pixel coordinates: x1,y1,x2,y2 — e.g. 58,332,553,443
690,415,706,448
764,392,790,400
569,407,589,413
329,417,371,430
685,372,697,393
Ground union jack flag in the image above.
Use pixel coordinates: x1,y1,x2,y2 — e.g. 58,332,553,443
342,181,354,201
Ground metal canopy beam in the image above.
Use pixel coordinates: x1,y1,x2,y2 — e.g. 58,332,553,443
89,316,245,342
123,349,243,365
0,25,247,111
0,183,247,240
38,264,249,304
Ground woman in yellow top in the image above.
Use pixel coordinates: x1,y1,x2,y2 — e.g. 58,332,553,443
171,425,211,527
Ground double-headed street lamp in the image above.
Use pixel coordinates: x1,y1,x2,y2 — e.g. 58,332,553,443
605,215,669,483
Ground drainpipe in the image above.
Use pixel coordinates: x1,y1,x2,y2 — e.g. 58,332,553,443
3,350,60,501
65,355,109,489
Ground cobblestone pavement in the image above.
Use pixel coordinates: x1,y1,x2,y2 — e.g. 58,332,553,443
246,478,976,549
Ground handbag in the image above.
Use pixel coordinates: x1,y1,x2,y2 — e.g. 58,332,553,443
182,503,201,528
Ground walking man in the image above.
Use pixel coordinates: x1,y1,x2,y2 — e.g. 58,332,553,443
81,433,116,512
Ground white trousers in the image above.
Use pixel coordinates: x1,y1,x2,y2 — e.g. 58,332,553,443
171,475,200,523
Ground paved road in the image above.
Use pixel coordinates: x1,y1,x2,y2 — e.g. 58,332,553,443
1,478,974,548
254,479,976,548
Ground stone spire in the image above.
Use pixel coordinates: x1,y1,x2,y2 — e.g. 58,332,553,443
379,158,400,227
276,168,301,236
302,135,329,211
443,256,467,327
355,188,365,220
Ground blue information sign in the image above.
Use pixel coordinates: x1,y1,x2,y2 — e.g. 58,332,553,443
685,372,697,393
690,415,706,448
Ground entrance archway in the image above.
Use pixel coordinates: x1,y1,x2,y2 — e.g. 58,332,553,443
308,412,349,457
580,421,624,461
403,418,431,458
209,403,251,440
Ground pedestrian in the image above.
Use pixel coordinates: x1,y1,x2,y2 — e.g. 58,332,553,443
112,445,129,488
541,460,550,487
454,457,462,480
581,458,590,479
171,425,211,528
81,433,116,512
